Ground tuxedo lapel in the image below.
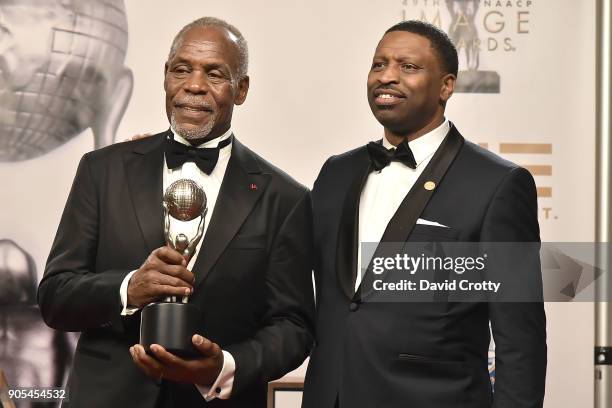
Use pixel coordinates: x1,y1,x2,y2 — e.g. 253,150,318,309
192,138,270,288
379,124,464,243
123,131,167,254
335,147,372,300
356,124,465,301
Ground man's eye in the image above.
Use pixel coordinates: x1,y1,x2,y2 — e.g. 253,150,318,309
401,64,419,71
208,70,230,82
172,66,189,75
371,62,385,70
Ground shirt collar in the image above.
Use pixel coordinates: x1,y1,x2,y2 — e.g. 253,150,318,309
382,119,450,167
170,127,233,149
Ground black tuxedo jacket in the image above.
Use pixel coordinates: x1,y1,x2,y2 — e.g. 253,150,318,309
38,131,315,408
303,125,546,408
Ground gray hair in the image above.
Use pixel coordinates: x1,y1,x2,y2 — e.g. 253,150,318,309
167,17,248,80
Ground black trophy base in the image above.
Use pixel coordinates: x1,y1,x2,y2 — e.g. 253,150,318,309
140,301,202,359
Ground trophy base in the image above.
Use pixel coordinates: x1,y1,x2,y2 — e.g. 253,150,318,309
140,302,202,359
455,70,500,94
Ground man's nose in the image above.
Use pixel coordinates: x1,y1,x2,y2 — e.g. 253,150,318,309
185,71,209,93
378,64,400,84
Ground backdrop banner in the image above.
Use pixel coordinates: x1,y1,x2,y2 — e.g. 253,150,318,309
0,1,595,407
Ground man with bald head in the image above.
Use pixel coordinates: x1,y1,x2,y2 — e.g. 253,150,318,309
39,17,314,408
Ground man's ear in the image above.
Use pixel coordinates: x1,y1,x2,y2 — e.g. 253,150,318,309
234,75,250,105
440,73,456,103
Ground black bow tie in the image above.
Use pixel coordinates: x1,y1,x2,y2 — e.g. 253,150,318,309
164,135,232,174
367,140,417,171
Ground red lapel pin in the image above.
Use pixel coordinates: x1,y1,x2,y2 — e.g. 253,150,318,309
249,183,258,191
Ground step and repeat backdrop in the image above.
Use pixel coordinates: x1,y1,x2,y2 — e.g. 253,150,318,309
0,1,596,407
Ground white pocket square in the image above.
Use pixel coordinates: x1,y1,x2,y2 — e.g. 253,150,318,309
416,218,450,228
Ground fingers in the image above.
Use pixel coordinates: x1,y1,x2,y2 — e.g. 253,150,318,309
150,344,184,366
154,272,193,290
129,246,196,306
156,246,187,266
154,284,192,298
122,133,152,143
154,247,195,283
192,335,221,358
127,273,191,308
133,133,152,141
145,247,194,283
130,345,163,379
133,340,223,385
155,262,195,285
124,133,152,142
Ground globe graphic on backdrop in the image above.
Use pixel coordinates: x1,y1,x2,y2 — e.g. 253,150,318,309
0,0,132,162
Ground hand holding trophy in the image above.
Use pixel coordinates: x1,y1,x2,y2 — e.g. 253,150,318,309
140,179,207,358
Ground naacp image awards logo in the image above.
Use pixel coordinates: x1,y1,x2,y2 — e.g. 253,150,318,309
401,0,533,93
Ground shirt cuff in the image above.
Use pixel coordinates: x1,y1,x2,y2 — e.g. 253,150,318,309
119,270,140,316
195,350,235,401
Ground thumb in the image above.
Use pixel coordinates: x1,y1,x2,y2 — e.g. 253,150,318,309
192,334,217,357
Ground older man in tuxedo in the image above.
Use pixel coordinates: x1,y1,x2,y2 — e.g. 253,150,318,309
39,17,314,408
303,20,546,408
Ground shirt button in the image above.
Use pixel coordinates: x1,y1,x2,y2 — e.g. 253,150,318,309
349,302,359,312
215,387,222,394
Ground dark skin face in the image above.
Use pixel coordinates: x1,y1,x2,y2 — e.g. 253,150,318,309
164,26,249,146
367,31,456,145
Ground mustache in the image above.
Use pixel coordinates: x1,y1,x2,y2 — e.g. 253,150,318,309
174,96,213,110
372,85,405,97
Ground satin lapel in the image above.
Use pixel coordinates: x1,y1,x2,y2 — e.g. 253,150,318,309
123,131,168,254
335,147,372,300
356,124,465,301
192,138,270,288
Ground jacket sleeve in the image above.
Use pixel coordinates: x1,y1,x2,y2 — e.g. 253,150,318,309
481,166,547,408
224,190,316,396
38,154,130,332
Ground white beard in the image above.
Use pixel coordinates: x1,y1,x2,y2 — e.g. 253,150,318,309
170,110,217,142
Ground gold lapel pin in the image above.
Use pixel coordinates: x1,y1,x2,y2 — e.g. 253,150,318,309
424,181,436,191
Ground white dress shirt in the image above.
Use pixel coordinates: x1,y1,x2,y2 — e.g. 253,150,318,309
356,119,450,290
119,127,235,402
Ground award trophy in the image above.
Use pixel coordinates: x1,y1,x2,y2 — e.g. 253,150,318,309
446,0,500,93
140,179,207,358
